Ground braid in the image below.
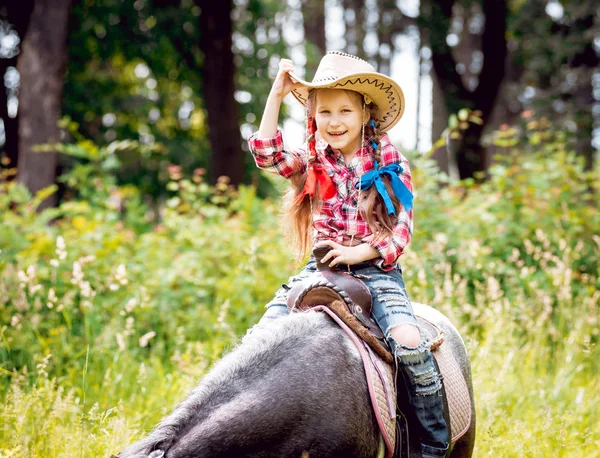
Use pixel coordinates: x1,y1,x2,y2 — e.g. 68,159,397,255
307,116,317,160
282,110,320,262
364,106,382,162
359,104,401,244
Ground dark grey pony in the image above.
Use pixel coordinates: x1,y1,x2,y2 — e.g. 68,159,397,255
118,303,476,458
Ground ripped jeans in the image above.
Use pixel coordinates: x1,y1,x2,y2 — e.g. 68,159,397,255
259,257,449,457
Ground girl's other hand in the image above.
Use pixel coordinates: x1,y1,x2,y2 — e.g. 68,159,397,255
315,241,379,267
270,58,301,100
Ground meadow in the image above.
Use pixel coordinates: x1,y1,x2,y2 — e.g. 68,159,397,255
0,125,598,457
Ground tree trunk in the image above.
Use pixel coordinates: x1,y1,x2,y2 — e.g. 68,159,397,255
430,71,450,175
16,0,71,209
197,0,243,186
567,15,598,172
342,0,366,59
301,0,326,76
423,0,506,180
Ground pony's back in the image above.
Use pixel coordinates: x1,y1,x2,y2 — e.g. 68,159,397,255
119,312,380,458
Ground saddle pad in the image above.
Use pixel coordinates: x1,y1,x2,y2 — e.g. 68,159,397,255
313,306,397,458
364,344,397,454
417,317,472,442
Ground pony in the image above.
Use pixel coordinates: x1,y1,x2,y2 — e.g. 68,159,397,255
118,303,476,458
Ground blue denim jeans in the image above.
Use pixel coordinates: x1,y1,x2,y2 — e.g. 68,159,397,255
260,257,449,456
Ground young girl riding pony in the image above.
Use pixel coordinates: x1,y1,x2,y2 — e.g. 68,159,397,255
247,51,449,458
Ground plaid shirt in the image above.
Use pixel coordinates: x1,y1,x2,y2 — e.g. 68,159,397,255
248,129,414,271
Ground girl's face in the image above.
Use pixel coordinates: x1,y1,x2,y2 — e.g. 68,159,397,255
314,89,367,157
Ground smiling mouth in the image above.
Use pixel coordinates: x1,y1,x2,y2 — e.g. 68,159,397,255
329,131,347,137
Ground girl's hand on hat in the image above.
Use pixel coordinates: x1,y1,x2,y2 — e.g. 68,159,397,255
315,240,379,267
270,58,301,100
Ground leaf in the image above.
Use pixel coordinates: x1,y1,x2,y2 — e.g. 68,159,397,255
448,114,459,129
458,109,470,121
32,185,59,210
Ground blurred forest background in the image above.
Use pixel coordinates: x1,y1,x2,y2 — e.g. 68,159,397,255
0,0,599,456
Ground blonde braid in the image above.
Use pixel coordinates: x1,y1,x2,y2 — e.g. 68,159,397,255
359,105,401,244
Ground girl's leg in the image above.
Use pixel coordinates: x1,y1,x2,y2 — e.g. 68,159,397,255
360,267,449,458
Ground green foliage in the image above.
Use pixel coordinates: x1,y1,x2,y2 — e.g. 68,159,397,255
414,119,599,339
0,120,599,456
62,0,290,197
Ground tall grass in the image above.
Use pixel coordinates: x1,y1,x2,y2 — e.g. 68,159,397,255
1,127,598,456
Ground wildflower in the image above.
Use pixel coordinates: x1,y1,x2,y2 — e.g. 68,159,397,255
139,331,156,347
116,333,126,351
80,255,96,264
125,297,137,313
72,261,84,284
26,265,37,278
167,164,182,180
521,109,534,119
115,264,128,285
125,316,135,335
56,236,67,261
36,353,52,379
47,288,58,309
18,269,28,284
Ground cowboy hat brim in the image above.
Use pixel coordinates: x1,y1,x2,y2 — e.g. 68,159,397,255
288,71,405,132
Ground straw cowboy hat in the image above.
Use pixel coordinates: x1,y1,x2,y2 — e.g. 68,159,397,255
289,51,406,132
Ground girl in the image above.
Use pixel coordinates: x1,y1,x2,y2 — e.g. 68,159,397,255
247,52,449,458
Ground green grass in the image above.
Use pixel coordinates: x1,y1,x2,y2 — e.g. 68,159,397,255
1,267,597,457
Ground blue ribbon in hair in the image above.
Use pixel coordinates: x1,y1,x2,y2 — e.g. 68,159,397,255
356,161,413,216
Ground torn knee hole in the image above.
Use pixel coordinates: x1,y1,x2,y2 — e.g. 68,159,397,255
390,324,421,348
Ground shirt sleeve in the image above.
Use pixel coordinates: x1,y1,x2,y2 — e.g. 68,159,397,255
247,129,306,179
368,140,414,271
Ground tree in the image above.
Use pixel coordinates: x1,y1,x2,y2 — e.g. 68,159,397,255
510,0,599,171
197,0,243,186
420,0,507,180
16,0,72,208
301,0,326,75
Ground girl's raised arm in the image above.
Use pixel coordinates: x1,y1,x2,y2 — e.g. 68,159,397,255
257,59,301,139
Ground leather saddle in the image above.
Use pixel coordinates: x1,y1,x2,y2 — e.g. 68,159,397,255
287,246,394,364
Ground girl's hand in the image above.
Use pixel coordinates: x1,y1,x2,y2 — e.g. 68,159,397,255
270,59,301,100
316,241,379,268
258,59,299,138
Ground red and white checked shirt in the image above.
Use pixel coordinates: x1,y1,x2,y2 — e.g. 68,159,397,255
248,129,414,271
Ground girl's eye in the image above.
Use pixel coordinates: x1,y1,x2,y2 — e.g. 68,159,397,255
342,109,351,113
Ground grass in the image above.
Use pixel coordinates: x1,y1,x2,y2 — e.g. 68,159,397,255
1,238,597,457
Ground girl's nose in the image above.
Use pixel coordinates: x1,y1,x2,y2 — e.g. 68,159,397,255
330,115,341,126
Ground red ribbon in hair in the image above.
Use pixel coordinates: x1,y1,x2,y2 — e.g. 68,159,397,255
296,163,336,203
296,116,336,203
